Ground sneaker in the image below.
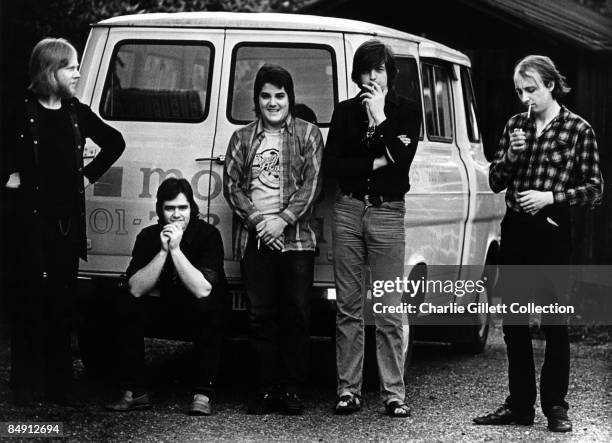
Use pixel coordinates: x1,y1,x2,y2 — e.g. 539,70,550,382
105,390,151,412
189,394,212,416
247,391,280,415
280,391,303,415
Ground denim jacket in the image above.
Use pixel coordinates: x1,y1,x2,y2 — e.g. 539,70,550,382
223,115,324,260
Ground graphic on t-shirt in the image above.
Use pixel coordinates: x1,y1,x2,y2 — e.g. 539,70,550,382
252,147,280,189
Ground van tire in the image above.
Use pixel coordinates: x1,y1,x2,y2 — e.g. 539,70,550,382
451,268,495,354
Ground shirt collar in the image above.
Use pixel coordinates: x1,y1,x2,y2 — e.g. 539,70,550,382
255,113,294,137
557,105,570,122
523,104,568,130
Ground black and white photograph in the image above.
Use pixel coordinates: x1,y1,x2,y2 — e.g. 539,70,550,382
1,0,611,441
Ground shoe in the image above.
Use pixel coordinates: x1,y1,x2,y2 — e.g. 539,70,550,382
546,406,572,432
473,404,534,425
189,394,212,416
247,391,280,415
385,400,411,418
334,394,361,415
105,390,151,412
280,391,303,415
45,390,84,408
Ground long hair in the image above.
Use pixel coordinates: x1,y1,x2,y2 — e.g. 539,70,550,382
155,178,199,223
252,64,296,118
29,37,77,98
514,55,571,100
351,39,398,89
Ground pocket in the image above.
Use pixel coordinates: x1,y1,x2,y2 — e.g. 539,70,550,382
380,200,405,214
547,140,571,166
334,192,360,207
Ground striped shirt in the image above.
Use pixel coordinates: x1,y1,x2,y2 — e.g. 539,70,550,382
223,115,324,260
489,105,603,211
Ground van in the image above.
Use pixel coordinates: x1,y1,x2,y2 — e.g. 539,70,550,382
75,12,506,377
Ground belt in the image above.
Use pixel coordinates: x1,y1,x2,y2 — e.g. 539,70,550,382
344,192,404,206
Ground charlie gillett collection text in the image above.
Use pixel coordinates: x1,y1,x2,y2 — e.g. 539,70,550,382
373,302,575,315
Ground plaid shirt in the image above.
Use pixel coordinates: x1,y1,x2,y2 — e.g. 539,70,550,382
223,115,324,260
489,106,603,211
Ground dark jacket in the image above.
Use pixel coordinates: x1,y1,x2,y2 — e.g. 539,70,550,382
5,90,125,259
323,89,421,196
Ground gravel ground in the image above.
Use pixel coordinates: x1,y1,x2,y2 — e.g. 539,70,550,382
0,325,610,442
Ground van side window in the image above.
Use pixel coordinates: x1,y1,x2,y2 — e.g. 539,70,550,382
229,44,337,126
395,56,423,139
421,62,454,142
460,67,481,142
100,41,213,122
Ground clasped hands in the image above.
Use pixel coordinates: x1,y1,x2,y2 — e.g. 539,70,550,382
160,222,184,251
256,216,287,251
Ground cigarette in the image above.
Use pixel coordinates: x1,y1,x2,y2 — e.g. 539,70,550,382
257,238,260,249
527,103,532,119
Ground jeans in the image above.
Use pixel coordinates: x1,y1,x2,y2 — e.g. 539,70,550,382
241,235,314,392
114,287,225,398
333,194,406,404
11,214,80,395
499,208,571,415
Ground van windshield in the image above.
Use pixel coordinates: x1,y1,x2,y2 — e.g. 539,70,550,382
228,44,337,126
100,41,213,122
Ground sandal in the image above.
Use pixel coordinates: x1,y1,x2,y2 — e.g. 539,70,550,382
334,394,361,415
385,400,411,418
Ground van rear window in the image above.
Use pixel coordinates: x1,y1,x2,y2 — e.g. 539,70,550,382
395,57,423,139
228,44,337,126
460,67,481,143
100,41,213,122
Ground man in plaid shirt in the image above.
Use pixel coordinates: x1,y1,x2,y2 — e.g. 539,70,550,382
474,55,603,433
223,64,323,415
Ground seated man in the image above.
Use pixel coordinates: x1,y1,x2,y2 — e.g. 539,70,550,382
106,177,226,416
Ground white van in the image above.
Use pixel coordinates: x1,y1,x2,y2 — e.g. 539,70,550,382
75,12,505,375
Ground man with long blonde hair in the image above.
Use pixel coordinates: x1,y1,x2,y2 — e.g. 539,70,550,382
4,38,124,406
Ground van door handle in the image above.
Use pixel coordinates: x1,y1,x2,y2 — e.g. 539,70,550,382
195,155,225,165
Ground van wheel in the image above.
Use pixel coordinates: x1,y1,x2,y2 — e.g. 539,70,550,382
451,271,493,354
